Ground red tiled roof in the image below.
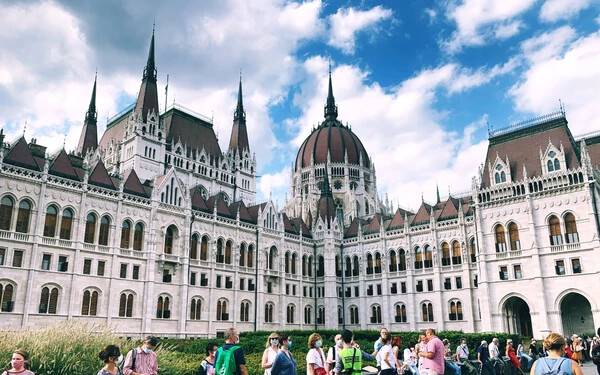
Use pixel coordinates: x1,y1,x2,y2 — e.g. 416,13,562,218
123,169,149,197
190,187,209,212
437,197,459,220
363,214,381,234
247,202,267,223
229,201,254,223
387,208,412,230
163,108,222,161
49,149,80,180
411,202,432,224
344,217,360,238
290,217,312,238
282,213,296,234
88,161,116,190
206,194,232,218
4,137,41,171
317,195,336,228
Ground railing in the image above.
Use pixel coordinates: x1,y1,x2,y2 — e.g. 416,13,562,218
106,102,135,125
0,230,31,242
98,246,110,253
495,250,523,259
489,110,565,137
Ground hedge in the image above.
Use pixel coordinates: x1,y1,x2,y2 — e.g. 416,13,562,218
0,323,520,375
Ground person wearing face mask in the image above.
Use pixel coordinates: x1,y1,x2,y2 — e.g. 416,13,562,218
123,335,158,375
307,333,328,375
214,328,247,375
197,342,218,375
1,349,34,375
97,345,123,375
327,334,343,375
271,333,297,375
455,339,477,375
262,333,281,375
374,328,389,370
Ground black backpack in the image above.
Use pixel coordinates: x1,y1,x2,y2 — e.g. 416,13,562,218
120,349,136,373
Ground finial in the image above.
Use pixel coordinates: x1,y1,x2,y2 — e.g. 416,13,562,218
23,120,27,136
63,134,66,149
421,192,424,203
153,19,156,33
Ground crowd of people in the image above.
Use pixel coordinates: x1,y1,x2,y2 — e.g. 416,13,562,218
2,328,600,375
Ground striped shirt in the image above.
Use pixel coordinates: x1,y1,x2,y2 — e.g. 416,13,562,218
122,347,158,375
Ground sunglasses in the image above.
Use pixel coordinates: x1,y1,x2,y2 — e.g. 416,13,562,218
271,337,279,340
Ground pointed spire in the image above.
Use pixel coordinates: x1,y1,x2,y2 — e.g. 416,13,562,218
229,74,250,155
321,163,332,198
85,71,97,124
436,183,441,203
76,73,99,156
234,71,246,123
143,23,157,82
134,26,160,123
324,62,338,121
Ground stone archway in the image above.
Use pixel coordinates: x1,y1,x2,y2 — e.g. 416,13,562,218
503,296,533,337
560,292,594,335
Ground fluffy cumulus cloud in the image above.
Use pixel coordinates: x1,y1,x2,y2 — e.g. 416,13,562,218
285,57,504,209
539,0,593,22
510,26,600,135
443,0,537,52
327,5,393,54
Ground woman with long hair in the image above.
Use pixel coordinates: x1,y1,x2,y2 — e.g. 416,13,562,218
262,333,280,375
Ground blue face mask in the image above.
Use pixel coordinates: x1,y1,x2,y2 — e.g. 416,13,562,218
143,347,153,354
316,340,323,348
287,341,293,349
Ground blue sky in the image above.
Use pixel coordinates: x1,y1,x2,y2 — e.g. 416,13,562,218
1,0,599,210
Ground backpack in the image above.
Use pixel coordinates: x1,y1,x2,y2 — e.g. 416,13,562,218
215,345,240,375
120,349,136,374
537,357,569,375
592,343,600,366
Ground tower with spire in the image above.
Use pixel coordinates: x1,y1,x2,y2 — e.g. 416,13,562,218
76,74,99,157
324,63,338,121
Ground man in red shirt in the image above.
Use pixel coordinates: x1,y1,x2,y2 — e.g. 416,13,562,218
419,329,445,375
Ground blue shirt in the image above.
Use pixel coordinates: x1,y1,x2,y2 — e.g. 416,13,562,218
534,357,573,375
271,350,297,375
477,346,490,363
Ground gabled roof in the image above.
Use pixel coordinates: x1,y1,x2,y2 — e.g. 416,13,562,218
247,202,267,223
387,208,412,230
189,187,209,212
290,217,312,238
411,202,432,225
229,201,254,223
49,149,80,180
3,137,41,171
437,197,459,220
363,214,382,234
88,161,116,190
344,217,360,238
282,213,296,234
206,194,232,218
123,169,149,197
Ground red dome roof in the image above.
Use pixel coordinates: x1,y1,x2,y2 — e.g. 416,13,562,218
295,121,370,171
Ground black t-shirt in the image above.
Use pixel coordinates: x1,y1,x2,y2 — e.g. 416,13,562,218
529,344,538,355
214,343,246,375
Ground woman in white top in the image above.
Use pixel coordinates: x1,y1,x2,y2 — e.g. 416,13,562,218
306,333,327,375
415,334,428,375
262,332,280,375
379,336,396,375
404,341,418,375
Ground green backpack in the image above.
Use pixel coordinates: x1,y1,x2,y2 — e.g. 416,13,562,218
215,345,240,375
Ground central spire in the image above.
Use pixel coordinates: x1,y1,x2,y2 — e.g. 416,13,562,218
76,73,99,156
86,72,97,124
143,24,157,82
234,73,245,123
324,62,338,121
134,26,160,123
320,163,333,198
229,74,250,155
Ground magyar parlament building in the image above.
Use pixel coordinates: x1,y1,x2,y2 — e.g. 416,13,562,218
1,30,599,339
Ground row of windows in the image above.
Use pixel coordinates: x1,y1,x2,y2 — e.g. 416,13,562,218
498,258,582,280
494,213,579,251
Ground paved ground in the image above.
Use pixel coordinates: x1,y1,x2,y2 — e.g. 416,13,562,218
582,362,598,375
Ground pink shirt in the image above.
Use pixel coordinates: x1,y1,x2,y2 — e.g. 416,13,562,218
123,347,158,375
423,337,445,374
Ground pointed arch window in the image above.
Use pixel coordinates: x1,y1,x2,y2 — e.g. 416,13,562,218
98,215,110,246
285,252,291,274
366,254,374,274
190,234,199,259
395,303,407,323
60,208,73,240
547,159,554,172
120,220,131,249
424,245,433,268
81,290,99,316
165,226,177,254
39,286,59,314
268,246,277,270
304,305,312,324
349,306,359,324
495,225,507,252
508,223,520,250
156,295,171,319
0,283,14,312
15,200,31,233
564,213,579,243
422,302,434,322
286,304,295,324
374,252,382,274
0,196,14,231
549,215,563,245
470,238,477,263
247,244,254,268
345,256,352,277
239,243,246,267
43,205,58,237
225,240,232,264
119,292,134,317
371,305,382,324
449,300,463,321
200,235,209,261
554,159,560,171
264,303,274,323
190,298,202,320
353,256,359,276
302,255,307,276
307,256,313,277
389,250,397,272
291,253,297,274
216,299,228,320
398,249,406,271
414,247,423,269
240,301,250,322
133,223,144,251
452,241,462,264
84,213,96,243
441,242,450,266
317,256,325,277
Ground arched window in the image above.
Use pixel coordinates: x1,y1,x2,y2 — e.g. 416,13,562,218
225,240,232,264
366,254,374,274
15,200,31,233
398,249,406,271
190,298,202,320
549,215,563,245
495,173,501,184
318,306,325,325
422,302,434,322
424,245,433,268
389,250,397,272
547,159,554,172
414,247,423,269
164,226,177,254
216,239,224,263
395,303,407,323
216,300,228,320
449,301,463,321
0,282,15,312
302,255,307,276
239,243,246,267
39,286,59,314
501,171,506,182
156,295,171,319
345,256,352,277
495,225,507,252
304,305,312,324
247,244,254,268
564,213,579,243
43,205,58,237
200,235,209,260
81,290,99,316
285,252,290,273
0,196,14,231
98,215,110,246
190,234,199,259
119,292,134,317
133,223,144,250
120,220,131,249
269,246,276,270
508,223,520,250
291,253,297,274
353,256,359,276
240,301,250,322
84,213,97,243
371,305,382,324
449,301,457,320
286,304,295,324
264,303,274,323
441,242,450,266
317,256,325,277
452,241,462,264
457,301,463,320
308,256,313,277
60,208,73,240
349,306,359,324
374,252,382,274
554,158,560,171
335,255,341,277
470,238,477,263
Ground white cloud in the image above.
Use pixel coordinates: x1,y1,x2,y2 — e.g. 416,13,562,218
258,168,291,207
425,8,437,23
327,6,393,54
287,57,505,209
443,0,537,52
510,28,600,134
540,0,592,22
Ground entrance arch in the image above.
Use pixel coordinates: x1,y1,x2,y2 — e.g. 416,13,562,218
560,292,594,335
502,296,533,337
